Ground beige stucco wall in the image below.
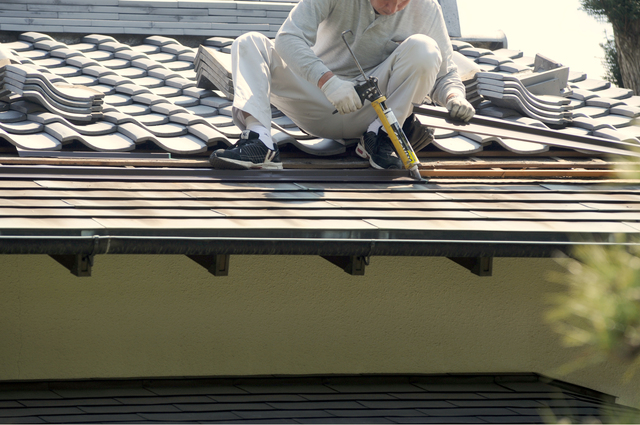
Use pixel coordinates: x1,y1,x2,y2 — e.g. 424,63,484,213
0,254,638,406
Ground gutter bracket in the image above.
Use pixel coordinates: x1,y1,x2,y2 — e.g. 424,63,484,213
188,254,230,276
50,254,93,277
448,256,493,277
321,256,366,276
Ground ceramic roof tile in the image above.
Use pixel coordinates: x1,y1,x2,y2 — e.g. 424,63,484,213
1,5,639,166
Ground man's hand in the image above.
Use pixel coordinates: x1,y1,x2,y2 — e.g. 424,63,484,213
446,94,475,122
320,75,362,114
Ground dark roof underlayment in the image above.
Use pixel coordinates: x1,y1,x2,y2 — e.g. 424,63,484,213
0,1,637,278
0,374,637,424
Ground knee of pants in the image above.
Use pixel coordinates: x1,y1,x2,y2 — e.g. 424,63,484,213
233,31,270,53
399,34,442,74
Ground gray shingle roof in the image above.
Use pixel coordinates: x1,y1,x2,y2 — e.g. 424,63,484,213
0,0,637,267
0,374,636,424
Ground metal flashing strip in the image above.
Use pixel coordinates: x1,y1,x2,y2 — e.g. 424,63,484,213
0,165,419,183
414,105,640,158
0,234,636,257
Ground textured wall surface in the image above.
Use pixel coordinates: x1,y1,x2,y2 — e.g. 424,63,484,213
0,254,638,406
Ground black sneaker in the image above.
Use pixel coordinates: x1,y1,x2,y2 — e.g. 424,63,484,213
356,127,403,169
209,130,282,170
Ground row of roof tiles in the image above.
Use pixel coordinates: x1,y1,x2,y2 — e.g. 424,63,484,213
0,30,639,161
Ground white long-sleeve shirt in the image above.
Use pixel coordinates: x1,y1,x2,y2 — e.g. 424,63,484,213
274,0,465,106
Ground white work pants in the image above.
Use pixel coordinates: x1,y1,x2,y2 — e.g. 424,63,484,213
231,32,442,140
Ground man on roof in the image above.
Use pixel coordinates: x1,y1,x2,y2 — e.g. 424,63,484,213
209,0,475,170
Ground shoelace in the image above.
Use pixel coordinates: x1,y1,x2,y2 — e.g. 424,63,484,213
377,133,396,156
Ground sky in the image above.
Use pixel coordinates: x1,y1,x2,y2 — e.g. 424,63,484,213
456,0,613,80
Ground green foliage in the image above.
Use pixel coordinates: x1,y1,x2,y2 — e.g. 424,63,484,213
601,36,624,87
580,0,640,31
547,240,640,376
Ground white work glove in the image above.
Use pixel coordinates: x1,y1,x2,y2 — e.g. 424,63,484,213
446,94,475,122
320,75,362,114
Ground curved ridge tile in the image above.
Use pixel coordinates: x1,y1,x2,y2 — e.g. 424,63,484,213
169,112,210,127
18,50,50,61
6,67,103,104
50,48,83,60
103,94,133,107
131,92,170,106
115,83,152,96
479,90,570,126
28,112,117,136
594,127,640,144
19,32,53,43
136,113,169,126
145,123,188,137
148,86,182,98
65,75,99,87
171,96,199,108
145,36,179,47
188,123,230,146
102,103,150,116
83,35,117,45
104,111,184,137
15,84,101,114
2,40,33,52
148,52,176,64
131,44,160,55
33,38,67,51
595,114,634,128
119,121,206,154
432,135,483,154
184,105,218,117
18,90,100,122
0,110,27,123
131,76,165,89
33,57,67,69
66,42,97,53
0,120,43,134
165,77,195,90
82,66,117,78
46,121,134,152
148,68,180,80
115,67,146,79
0,127,60,150
49,66,82,78
496,138,549,154
167,61,194,72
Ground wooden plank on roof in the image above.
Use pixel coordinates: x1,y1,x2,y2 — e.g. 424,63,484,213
34,180,303,191
91,217,379,230
0,189,193,199
625,222,640,231
419,169,622,178
436,192,640,202
0,181,42,188
363,219,640,233
61,199,220,208
182,191,324,200
0,198,73,207
580,202,640,211
292,183,432,191
210,208,480,219
0,217,104,229
469,210,640,221
326,200,594,211
0,208,225,218
0,208,91,217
